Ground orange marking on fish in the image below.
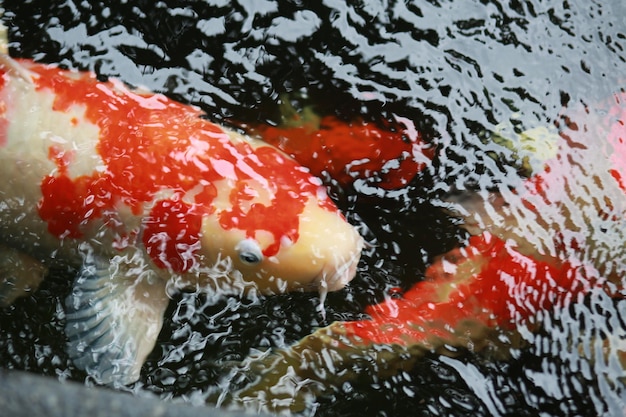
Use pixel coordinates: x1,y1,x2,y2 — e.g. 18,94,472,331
255,115,435,189
343,234,591,346
23,60,337,268
143,196,203,273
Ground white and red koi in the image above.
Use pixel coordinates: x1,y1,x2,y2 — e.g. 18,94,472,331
0,55,363,385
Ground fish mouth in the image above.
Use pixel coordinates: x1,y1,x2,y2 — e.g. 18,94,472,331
310,246,362,294
305,248,361,320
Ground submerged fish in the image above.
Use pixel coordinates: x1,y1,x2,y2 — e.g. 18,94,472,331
0,55,363,385
248,98,434,189
215,93,626,413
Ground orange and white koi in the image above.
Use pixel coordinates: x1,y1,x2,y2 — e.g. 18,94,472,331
0,55,363,385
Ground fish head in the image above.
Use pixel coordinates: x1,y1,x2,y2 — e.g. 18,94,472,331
185,135,364,296
160,132,364,295
198,195,363,295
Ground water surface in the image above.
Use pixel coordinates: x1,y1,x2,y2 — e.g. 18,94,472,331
1,0,625,415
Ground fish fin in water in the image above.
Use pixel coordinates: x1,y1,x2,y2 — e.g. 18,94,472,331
65,254,169,386
0,244,47,307
0,53,35,84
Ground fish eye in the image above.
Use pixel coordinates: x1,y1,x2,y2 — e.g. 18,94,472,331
235,239,264,265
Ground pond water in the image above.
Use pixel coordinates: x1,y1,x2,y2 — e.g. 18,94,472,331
1,0,625,416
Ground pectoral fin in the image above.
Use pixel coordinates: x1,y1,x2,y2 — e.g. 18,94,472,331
65,254,170,385
0,244,47,307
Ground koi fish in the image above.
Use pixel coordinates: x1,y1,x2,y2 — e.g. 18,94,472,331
250,104,434,189
215,93,626,413
453,94,626,283
0,55,363,385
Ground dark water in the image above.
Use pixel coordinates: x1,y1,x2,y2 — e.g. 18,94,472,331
1,0,626,416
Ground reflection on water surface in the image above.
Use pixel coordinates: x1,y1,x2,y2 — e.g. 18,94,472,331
1,0,626,415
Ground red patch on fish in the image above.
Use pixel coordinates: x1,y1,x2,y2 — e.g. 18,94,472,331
143,197,203,273
14,60,335,270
